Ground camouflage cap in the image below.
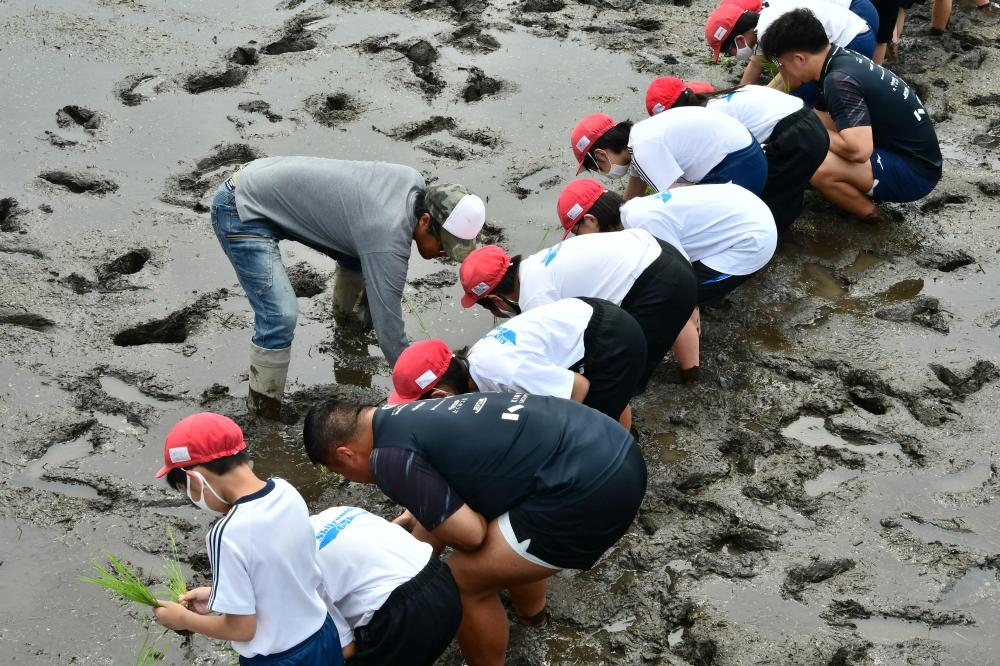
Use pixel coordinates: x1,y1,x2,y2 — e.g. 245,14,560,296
425,183,486,262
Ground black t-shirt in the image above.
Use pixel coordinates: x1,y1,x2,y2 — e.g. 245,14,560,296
369,392,634,531
817,46,942,180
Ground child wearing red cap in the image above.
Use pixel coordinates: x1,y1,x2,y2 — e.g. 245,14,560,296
459,232,696,388
555,179,776,382
152,412,342,666
646,77,829,230
570,107,767,202
387,297,646,427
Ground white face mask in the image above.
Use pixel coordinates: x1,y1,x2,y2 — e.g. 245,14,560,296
186,470,229,512
606,162,629,179
734,35,755,62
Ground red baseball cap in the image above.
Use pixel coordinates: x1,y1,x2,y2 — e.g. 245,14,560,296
388,339,453,404
646,78,716,115
556,179,606,238
724,0,762,12
570,113,616,175
706,4,747,63
155,412,246,478
459,245,513,308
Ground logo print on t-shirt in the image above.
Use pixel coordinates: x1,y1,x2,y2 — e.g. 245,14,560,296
542,242,563,267
501,405,524,421
484,326,517,345
316,508,366,549
656,192,673,204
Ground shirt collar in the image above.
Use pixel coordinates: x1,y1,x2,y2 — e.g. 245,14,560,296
820,44,841,83
234,478,275,504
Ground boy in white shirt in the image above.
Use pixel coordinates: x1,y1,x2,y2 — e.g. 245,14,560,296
310,506,462,666
387,296,646,427
458,232,697,388
151,412,339,666
555,179,777,383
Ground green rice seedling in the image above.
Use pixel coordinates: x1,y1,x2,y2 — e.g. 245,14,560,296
162,527,187,603
81,552,161,608
135,621,172,666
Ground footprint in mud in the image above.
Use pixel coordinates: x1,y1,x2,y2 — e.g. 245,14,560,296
506,165,563,199
520,0,565,11
115,73,166,106
183,65,248,94
112,290,224,347
67,248,153,293
238,100,283,123
161,143,264,211
286,263,330,298
0,309,55,331
56,105,102,132
1,197,24,232
263,13,323,55
928,360,998,399
916,247,976,272
229,45,260,66
304,92,363,127
782,558,855,600
39,170,118,195
14,431,100,500
444,23,501,54
380,116,457,141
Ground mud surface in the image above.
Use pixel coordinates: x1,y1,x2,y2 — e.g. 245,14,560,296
1,0,998,664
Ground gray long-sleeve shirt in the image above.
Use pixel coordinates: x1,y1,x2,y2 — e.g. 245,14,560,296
234,157,424,365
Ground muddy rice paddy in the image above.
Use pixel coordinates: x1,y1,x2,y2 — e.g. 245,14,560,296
1,0,999,664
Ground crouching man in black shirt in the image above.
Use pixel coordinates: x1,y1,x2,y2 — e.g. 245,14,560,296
304,393,647,666
759,8,942,222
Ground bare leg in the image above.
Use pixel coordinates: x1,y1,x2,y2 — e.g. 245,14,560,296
809,151,878,219
618,404,633,431
895,7,906,39
509,579,548,619
448,520,556,666
931,0,951,31
873,42,887,64
671,308,700,372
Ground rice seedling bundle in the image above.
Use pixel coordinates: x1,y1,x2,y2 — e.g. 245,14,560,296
81,553,161,608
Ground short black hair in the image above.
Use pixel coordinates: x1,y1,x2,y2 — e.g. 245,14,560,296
413,190,441,238
165,450,250,491
303,398,370,465
589,190,624,232
581,121,633,173
475,255,522,311
420,348,472,398
677,85,749,109
759,8,830,60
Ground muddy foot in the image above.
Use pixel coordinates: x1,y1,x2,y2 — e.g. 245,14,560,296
39,170,118,195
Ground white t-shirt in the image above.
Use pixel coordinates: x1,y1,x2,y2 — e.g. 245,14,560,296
309,507,432,647
705,85,804,143
207,478,328,659
518,228,662,312
619,184,777,276
468,298,593,399
628,106,753,190
757,0,868,48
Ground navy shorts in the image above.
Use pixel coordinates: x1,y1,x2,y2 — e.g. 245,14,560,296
846,28,876,59
849,0,880,36
693,262,756,305
701,137,768,196
868,149,940,203
240,615,342,666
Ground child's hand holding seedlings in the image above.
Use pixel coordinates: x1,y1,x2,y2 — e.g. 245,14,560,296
179,586,212,614
153,599,194,632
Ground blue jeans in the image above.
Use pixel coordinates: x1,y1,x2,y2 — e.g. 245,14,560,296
211,184,298,350
701,137,768,196
850,0,880,35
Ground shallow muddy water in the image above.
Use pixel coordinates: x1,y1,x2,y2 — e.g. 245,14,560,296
2,0,999,664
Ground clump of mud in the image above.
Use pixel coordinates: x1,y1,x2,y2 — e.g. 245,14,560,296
521,0,565,11
287,263,330,298
56,105,102,132
263,14,322,55
39,170,118,195
161,143,264,212
461,67,505,102
305,92,363,127
1,198,25,232
356,34,445,97
229,44,260,65
380,116,457,141
444,23,501,53
238,100,283,123
183,65,248,94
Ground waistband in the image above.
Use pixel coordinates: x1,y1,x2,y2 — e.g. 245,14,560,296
224,164,245,192
240,615,333,665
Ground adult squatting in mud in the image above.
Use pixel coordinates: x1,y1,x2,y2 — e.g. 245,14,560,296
144,2,954,666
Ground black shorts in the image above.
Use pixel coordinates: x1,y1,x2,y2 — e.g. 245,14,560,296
872,0,901,42
508,442,647,570
349,557,461,666
572,297,647,420
621,239,698,393
762,106,830,231
692,262,757,305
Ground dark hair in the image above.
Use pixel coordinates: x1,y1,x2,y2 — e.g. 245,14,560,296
420,348,472,398
581,121,633,173
758,8,830,60
673,85,750,108
164,450,250,491
720,11,759,54
413,191,442,239
303,398,370,465
589,190,624,232
474,255,522,312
